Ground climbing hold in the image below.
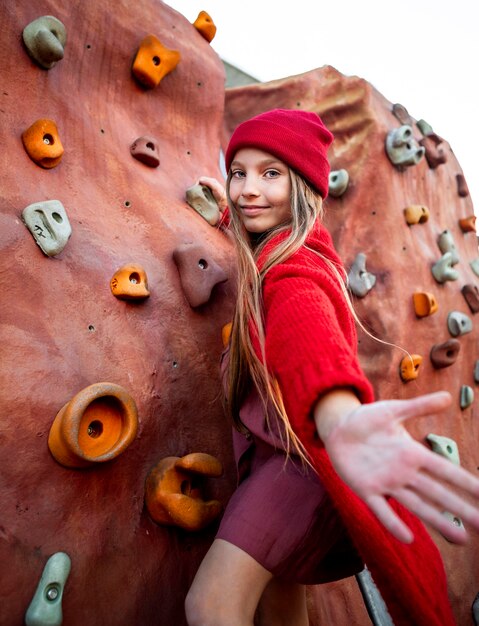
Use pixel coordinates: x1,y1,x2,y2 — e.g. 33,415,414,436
462,284,479,313
22,15,66,69
447,311,473,337
173,244,228,307
437,230,459,265
426,434,460,465
131,35,180,89
110,264,150,300
416,119,434,136
193,11,217,43
430,339,461,369
419,134,447,169
328,169,349,198
403,205,429,225
130,136,160,167
442,511,465,542
456,173,470,198
473,593,479,626
186,184,220,226
22,119,64,168
431,252,459,283
391,103,413,126
412,292,438,318
470,258,479,278
22,200,72,257
347,253,376,298
385,125,425,168
474,360,479,384
25,552,71,626
145,453,223,531
460,385,474,409
222,322,232,348
399,354,422,382
48,382,138,468
459,215,476,233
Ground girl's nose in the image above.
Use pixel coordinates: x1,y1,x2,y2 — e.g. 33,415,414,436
241,175,260,197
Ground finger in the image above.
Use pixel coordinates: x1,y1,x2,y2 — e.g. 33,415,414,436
410,472,479,532
421,450,479,498
393,486,468,544
366,494,414,543
386,391,452,424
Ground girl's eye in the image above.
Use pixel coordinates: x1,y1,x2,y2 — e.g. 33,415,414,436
265,170,280,178
231,170,245,178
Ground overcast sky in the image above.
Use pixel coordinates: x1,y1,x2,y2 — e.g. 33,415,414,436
171,0,478,210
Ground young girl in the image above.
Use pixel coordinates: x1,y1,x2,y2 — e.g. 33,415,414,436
185,109,479,626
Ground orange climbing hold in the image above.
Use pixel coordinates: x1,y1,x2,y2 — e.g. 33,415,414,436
193,11,217,43
131,35,180,88
459,215,476,233
48,383,139,468
399,354,422,382
222,322,232,348
22,119,64,169
403,205,429,225
145,453,223,531
110,264,150,300
413,292,438,318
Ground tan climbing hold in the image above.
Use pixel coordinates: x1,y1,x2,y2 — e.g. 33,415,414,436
48,382,139,468
413,292,438,318
131,35,180,88
399,354,422,382
186,184,220,225
110,264,150,300
403,205,430,225
22,119,64,168
222,322,232,348
459,215,476,233
193,11,217,43
145,453,223,531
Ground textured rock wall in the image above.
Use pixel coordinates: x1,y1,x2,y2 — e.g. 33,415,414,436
0,2,236,625
224,66,479,625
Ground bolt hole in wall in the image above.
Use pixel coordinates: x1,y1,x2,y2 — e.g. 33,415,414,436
88,325,95,332
124,200,131,208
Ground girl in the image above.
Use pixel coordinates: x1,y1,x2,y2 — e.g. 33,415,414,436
185,109,479,626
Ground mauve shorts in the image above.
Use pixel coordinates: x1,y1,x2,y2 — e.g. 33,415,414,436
216,441,362,585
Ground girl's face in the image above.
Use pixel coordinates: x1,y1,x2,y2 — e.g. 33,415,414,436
229,148,292,234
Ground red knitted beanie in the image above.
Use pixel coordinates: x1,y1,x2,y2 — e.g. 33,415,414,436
225,109,334,198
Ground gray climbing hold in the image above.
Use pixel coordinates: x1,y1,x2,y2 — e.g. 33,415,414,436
442,511,465,543
355,568,394,626
328,169,349,198
22,200,72,257
431,252,459,283
391,103,413,127
417,119,434,136
472,592,479,626
185,184,220,226
460,385,474,409
25,552,71,626
437,230,459,265
23,16,67,69
347,253,376,298
385,125,425,168
474,360,479,384
426,433,460,465
470,258,479,278
447,311,473,337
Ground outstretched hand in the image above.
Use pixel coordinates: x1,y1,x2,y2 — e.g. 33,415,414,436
317,391,479,544
197,176,228,214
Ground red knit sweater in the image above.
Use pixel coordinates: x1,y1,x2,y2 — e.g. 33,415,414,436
256,221,455,626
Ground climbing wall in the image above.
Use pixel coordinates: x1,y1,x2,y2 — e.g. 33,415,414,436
224,66,479,625
0,2,237,625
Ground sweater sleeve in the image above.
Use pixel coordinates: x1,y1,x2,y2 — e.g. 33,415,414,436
262,253,374,445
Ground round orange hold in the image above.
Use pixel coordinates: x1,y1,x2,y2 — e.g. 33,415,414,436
22,119,64,168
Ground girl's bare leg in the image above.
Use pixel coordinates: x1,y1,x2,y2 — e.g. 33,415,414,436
185,539,307,626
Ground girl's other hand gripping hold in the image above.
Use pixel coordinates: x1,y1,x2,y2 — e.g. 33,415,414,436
314,389,479,544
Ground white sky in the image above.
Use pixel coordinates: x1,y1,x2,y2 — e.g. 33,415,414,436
171,0,478,210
